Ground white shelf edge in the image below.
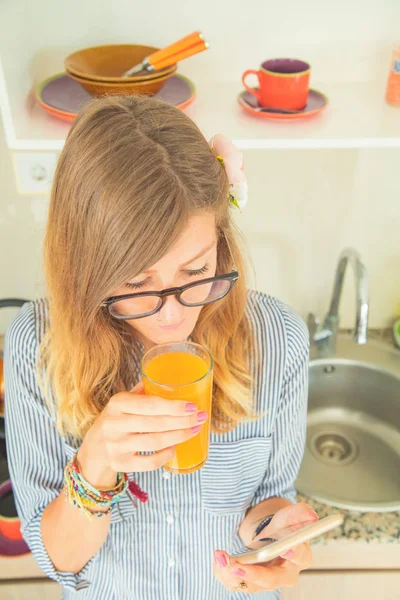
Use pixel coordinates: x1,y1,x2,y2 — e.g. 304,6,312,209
235,138,400,150
7,137,400,152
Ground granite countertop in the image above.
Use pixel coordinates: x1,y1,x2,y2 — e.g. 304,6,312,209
298,327,400,546
296,492,400,545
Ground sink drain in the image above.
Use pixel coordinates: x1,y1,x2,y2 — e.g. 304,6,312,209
309,431,358,466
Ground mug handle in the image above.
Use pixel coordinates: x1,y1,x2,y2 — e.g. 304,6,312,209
241,70,261,103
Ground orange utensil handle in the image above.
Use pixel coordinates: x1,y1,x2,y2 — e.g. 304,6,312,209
151,40,208,71
147,31,203,68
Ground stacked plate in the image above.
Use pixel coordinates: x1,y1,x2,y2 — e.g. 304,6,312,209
35,43,197,123
64,44,178,96
36,73,196,123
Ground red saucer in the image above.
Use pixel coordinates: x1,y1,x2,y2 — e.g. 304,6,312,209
238,88,328,120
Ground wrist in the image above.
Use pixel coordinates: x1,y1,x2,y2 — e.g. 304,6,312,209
76,446,118,490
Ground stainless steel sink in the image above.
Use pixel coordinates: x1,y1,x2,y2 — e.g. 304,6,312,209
295,334,400,512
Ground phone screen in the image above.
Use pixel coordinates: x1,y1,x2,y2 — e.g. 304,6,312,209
247,518,317,566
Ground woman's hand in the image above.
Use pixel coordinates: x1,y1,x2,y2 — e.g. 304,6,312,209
77,381,207,488
213,502,317,594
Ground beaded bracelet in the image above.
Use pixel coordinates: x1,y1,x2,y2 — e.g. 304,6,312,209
64,453,149,519
64,490,114,518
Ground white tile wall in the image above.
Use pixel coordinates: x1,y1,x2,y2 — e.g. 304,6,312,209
237,148,400,328
1,115,399,332
1,0,398,85
0,119,47,331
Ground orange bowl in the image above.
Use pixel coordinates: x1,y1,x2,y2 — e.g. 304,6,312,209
0,515,22,541
66,69,175,96
65,44,176,82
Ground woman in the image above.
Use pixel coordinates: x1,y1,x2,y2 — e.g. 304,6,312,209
5,95,315,599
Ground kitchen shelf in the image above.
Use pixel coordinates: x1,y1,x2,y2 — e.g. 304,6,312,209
187,80,400,150
1,60,399,151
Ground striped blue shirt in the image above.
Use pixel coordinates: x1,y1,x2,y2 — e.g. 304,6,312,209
4,290,309,599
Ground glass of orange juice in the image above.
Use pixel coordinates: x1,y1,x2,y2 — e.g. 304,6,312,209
140,341,213,474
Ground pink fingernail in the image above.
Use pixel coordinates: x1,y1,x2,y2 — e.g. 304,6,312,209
197,411,208,423
214,551,228,568
186,402,198,413
231,568,246,577
281,549,294,559
191,425,202,434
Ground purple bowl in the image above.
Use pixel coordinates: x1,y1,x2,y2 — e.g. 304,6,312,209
0,480,30,557
0,533,30,557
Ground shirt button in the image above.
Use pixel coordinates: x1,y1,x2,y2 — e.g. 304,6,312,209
168,558,176,567
163,471,171,480
166,514,174,524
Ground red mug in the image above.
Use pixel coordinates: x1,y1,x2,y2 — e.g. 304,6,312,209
242,58,311,110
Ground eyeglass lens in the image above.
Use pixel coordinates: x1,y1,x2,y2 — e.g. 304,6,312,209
109,278,232,319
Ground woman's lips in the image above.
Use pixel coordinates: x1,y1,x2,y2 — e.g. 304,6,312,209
158,319,185,331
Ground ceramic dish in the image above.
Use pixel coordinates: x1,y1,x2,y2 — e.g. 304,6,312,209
35,73,196,123
0,480,24,541
0,479,30,557
0,534,30,557
237,88,329,120
65,44,176,82
66,67,176,96
36,104,76,124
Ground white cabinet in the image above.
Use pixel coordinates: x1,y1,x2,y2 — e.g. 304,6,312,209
1,0,400,151
282,570,400,600
1,0,400,327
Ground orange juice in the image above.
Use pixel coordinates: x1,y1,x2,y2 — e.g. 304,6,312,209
141,343,213,474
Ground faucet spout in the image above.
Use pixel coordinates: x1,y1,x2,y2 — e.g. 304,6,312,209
323,248,369,346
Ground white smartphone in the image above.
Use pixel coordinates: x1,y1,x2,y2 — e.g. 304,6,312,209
231,513,343,565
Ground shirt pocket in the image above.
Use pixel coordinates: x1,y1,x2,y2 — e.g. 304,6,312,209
200,436,272,516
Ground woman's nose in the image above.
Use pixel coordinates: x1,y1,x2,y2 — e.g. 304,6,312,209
156,294,185,323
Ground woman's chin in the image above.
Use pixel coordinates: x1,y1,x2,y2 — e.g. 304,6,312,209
149,325,193,346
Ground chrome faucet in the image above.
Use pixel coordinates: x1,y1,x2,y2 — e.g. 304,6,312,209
308,247,369,354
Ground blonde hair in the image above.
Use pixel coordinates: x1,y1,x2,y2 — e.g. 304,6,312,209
38,95,265,441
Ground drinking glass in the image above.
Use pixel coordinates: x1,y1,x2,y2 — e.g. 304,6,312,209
141,341,213,474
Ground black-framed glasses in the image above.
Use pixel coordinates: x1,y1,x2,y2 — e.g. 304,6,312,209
101,271,239,320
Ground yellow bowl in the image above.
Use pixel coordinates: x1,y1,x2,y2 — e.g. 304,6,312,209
66,70,173,96
65,44,176,83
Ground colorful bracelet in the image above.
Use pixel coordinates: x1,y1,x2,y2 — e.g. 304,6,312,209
64,490,114,518
64,453,149,519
